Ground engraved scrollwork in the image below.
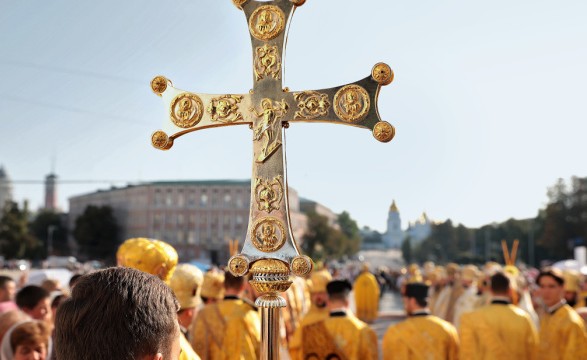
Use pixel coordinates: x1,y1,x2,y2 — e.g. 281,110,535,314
249,5,285,41
333,85,370,123
250,98,288,163
251,217,286,253
255,175,284,213
293,91,330,120
373,121,395,143
170,93,204,128
254,44,281,81
207,95,244,124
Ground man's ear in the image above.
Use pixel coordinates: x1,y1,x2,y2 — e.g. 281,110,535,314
142,354,163,360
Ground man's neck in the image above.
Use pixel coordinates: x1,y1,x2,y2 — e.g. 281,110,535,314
546,299,566,314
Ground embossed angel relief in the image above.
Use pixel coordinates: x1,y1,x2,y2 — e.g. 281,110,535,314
251,99,288,163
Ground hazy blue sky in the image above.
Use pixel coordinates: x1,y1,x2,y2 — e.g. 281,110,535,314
1,0,586,232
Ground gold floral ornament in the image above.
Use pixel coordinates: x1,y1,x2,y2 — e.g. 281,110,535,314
254,44,281,81
372,121,395,143
294,91,330,120
333,85,370,123
150,75,170,96
228,255,250,277
251,217,286,252
169,93,204,128
232,0,247,9
251,98,288,163
371,62,394,86
151,130,173,150
255,176,284,213
207,95,244,123
291,255,313,277
249,5,285,41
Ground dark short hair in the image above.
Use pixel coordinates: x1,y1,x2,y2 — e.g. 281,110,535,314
68,274,83,289
490,272,511,294
54,267,179,360
224,270,245,290
15,286,49,310
0,275,15,289
537,267,564,287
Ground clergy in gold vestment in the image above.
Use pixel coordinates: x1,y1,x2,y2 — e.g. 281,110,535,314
536,268,587,360
298,279,379,360
353,263,380,323
383,282,459,360
191,271,261,360
460,272,538,360
289,268,332,359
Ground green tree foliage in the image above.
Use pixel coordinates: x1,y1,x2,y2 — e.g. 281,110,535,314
401,236,412,264
0,201,40,259
73,205,119,261
337,211,362,255
302,211,361,261
29,210,69,257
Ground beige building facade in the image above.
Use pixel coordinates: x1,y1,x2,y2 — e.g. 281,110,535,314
68,180,307,264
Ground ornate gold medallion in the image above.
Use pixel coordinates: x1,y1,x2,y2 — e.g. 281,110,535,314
207,95,244,123
291,255,313,277
333,85,370,123
255,175,283,213
251,217,286,252
293,91,330,120
254,44,281,81
371,62,394,85
249,5,285,41
170,93,204,128
151,130,172,150
150,76,169,95
228,255,250,277
250,98,288,163
373,121,395,143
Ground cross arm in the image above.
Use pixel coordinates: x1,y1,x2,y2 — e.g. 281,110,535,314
149,76,254,150
284,63,396,143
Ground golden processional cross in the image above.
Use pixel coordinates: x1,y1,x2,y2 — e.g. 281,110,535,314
150,1,394,358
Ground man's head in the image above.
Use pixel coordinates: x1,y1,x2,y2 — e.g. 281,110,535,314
0,276,16,303
224,270,246,297
54,267,181,360
309,269,332,309
537,267,565,308
326,280,352,310
460,265,478,288
200,271,225,304
402,282,429,315
169,264,203,329
489,272,511,297
15,286,51,322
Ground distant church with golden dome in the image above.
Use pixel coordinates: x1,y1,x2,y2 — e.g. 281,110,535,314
382,200,432,249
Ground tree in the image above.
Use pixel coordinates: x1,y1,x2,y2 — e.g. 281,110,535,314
73,205,119,262
401,236,412,264
29,210,69,257
337,211,362,256
0,201,40,259
302,211,333,261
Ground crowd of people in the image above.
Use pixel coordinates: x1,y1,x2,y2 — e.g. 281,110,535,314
0,237,586,359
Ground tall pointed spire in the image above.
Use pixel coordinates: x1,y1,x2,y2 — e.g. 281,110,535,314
389,199,399,212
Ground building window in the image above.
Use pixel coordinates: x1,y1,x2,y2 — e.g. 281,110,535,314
224,193,231,206
236,215,243,225
200,194,208,207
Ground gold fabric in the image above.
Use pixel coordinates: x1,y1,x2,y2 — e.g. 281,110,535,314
294,314,378,360
537,304,587,360
191,299,261,360
460,304,538,360
445,283,464,323
180,332,201,360
289,305,330,359
353,271,380,323
382,315,459,360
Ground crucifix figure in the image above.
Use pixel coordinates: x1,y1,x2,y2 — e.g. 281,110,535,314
150,1,395,358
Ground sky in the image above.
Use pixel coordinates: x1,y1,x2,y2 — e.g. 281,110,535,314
1,0,586,232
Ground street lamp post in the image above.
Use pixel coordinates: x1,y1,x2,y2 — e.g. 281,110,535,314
47,225,56,257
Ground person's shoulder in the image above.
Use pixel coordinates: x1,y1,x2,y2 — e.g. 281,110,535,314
559,304,586,326
425,314,457,331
